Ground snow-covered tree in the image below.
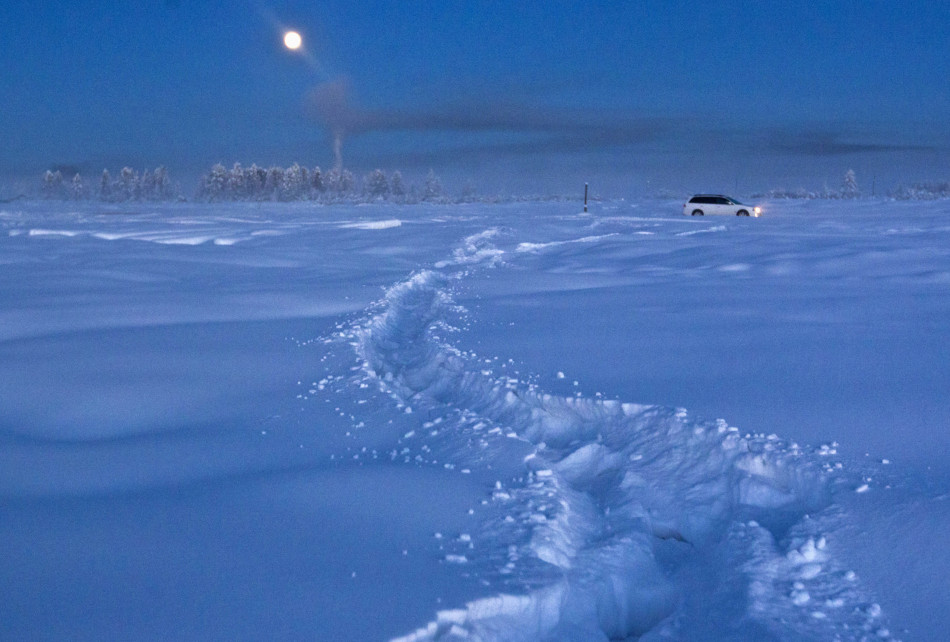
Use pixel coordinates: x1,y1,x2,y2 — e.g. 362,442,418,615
117,167,138,201
70,173,85,200
42,170,64,199
201,164,228,201
245,164,265,200
324,168,354,195
311,166,324,194
324,168,341,193
228,163,246,199
263,166,283,200
140,168,156,200
423,169,443,201
390,171,405,198
842,169,859,198
99,169,112,201
365,169,389,198
340,169,355,194
154,167,174,201
280,163,307,201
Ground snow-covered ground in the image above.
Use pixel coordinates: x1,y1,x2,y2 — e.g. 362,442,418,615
1,198,948,640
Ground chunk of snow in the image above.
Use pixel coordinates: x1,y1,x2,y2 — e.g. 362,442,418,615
791,590,810,606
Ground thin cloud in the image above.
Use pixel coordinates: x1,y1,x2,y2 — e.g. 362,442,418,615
304,79,944,168
304,78,671,156
764,129,935,156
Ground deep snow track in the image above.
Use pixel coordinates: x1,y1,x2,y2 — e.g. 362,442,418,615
341,230,895,640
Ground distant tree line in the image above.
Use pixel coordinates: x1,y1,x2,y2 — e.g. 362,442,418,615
751,169,864,200
890,181,950,200
752,169,950,201
41,167,179,202
35,162,576,204
195,163,446,203
37,163,451,203
39,165,950,204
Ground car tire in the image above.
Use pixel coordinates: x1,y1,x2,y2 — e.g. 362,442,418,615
692,209,703,216
737,210,749,216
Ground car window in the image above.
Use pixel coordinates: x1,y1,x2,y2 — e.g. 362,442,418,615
715,197,729,205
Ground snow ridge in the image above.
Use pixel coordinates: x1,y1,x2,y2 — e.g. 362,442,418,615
346,229,893,640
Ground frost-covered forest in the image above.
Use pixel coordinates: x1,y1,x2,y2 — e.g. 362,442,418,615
29,165,950,204
41,166,179,202
752,170,950,201
37,164,453,204
194,164,446,203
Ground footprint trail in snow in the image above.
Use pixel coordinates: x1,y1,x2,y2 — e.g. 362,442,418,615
333,229,895,641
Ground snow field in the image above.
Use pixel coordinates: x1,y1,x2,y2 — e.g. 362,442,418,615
2,199,947,639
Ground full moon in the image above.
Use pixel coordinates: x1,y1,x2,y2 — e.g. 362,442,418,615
283,31,302,50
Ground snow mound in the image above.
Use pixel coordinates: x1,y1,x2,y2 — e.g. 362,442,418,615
338,219,403,230
515,233,618,253
22,227,250,245
339,229,894,640
676,225,727,236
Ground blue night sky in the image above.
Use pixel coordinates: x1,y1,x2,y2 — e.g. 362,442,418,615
2,0,948,194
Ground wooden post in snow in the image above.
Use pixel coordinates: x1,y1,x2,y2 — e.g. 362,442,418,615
584,183,588,213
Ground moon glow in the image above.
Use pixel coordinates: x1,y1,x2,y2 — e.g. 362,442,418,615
283,31,302,50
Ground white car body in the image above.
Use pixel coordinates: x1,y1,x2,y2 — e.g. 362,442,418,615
683,194,761,217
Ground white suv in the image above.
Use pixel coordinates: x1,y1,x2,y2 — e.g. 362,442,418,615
683,194,761,217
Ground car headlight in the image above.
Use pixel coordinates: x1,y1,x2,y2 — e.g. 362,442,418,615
754,207,761,215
